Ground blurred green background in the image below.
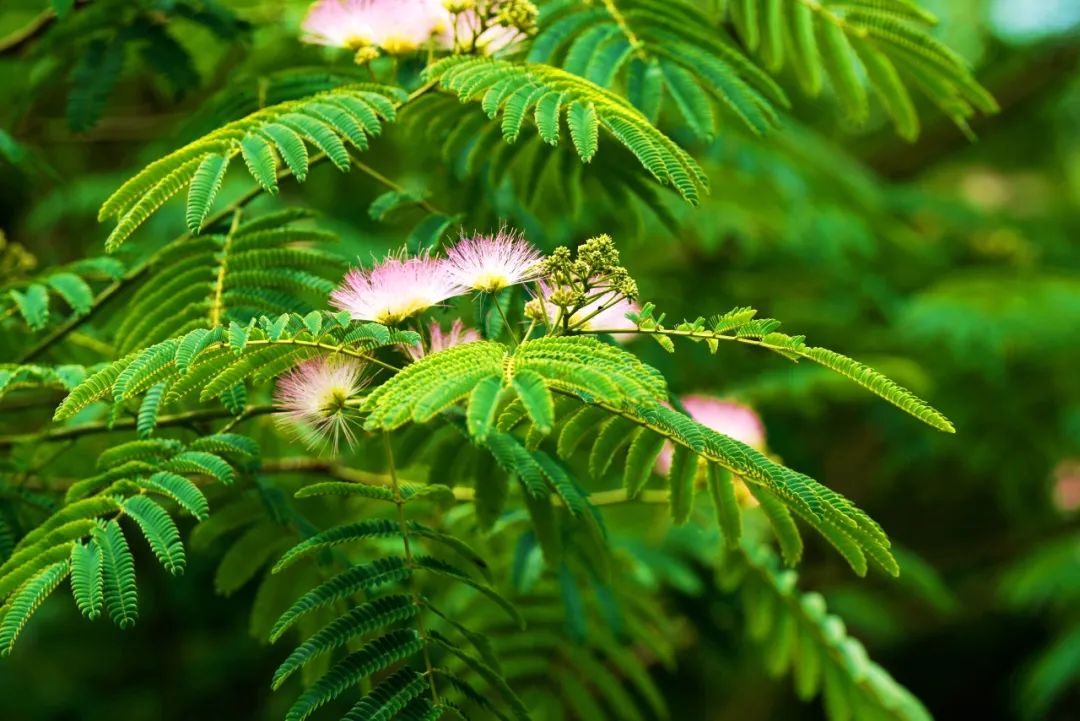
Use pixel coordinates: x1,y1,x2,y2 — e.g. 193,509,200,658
1,0,1078,719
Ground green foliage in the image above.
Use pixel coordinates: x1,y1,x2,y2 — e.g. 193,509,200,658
998,530,1080,718
0,363,92,401
0,437,242,646
98,84,406,251
113,209,345,354
12,0,249,133
122,495,186,575
424,56,708,205
54,313,415,424
0,558,70,654
69,539,103,620
2,257,123,334
363,331,899,576
2,2,1053,719
455,558,677,721
532,0,788,137
67,37,126,134
270,493,526,721
722,0,996,138
628,303,954,432
718,544,931,721
400,93,680,237
96,518,138,629
182,68,377,138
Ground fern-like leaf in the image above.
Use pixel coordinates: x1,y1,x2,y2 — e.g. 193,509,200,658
425,57,707,205
285,629,424,721
121,496,186,575
98,85,405,250
95,520,138,629
272,594,419,689
69,539,104,619
0,559,70,654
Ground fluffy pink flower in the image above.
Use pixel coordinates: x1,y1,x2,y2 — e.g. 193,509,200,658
407,318,482,360
301,0,449,53
274,357,367,449
439,8,525,55
331,254,465,324
656,396,766,475
445,229,544,292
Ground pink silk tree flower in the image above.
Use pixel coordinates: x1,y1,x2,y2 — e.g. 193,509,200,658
445,229,544,293
535,280,641,334
439,8,525,55
301,0,450,54
655,396,766,476
331,254,465,325
571,294,641,332
407,318,482,360
274,357,367,450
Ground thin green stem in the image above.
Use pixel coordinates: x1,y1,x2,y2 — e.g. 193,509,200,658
382,432,441,704
577,324,787,354
262,457,671,507
0,1,88,56
351,157,446,217
450,485,669,507
241,338,401,373
491,295,519,345
565,290,623,332
600,0,646,58
208,208,243,327
522,317,538,342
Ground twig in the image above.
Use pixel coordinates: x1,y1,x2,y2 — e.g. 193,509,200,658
0,404,276,448
262,457,671,507
0,2,83,56
351,158,446,217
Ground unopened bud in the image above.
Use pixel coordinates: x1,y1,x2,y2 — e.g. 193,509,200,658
353,45,380,64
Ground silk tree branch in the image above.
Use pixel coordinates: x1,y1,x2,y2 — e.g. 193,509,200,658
0,404,277,448
17,80,440,364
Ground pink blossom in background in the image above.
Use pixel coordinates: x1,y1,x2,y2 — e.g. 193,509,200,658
301,0,450,53
439,9,524,55
407,318,482,360
1053,460,1080,512
655,396,766,476
331,254,465,324
536,280,640,334
445,229,544,292
274,357,367,449
572,294,640,332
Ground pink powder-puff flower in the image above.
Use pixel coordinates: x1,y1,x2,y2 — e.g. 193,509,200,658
656,396,766,476
445,229,544,293
331,254,466,325
301,0,450,53
274,357,367,449
535,280,640,333
571,294,641,332
439,8,526,55
407,318,482,360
